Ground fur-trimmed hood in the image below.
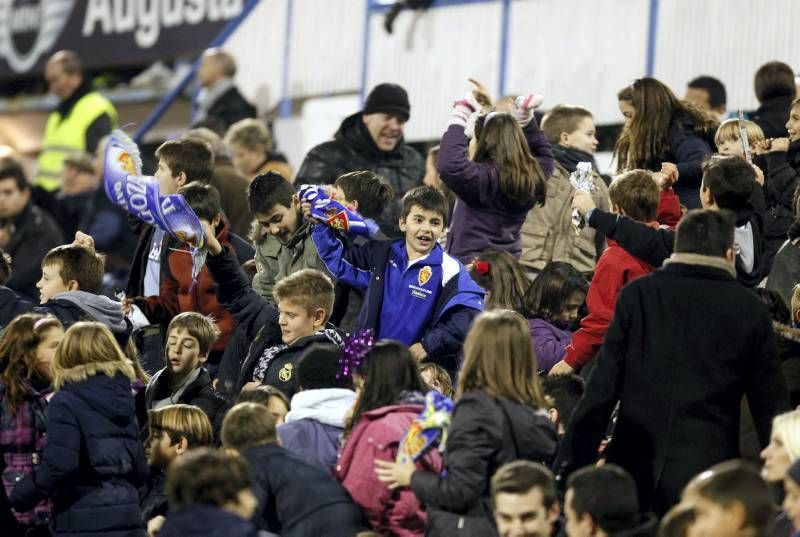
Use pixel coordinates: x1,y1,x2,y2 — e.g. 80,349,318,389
54,359,135,391
56,368,138,426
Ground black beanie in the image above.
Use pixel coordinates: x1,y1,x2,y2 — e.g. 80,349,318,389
363,83,410,121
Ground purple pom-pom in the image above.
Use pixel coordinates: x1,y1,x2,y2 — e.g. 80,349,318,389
337,329,375,379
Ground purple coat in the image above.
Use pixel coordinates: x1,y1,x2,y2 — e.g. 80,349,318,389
0,379,51,527
529,318,572,372
438,122,555,263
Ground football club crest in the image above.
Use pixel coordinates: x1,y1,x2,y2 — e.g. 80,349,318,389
278,363,293,382
418,266,432,286
326,211,349,231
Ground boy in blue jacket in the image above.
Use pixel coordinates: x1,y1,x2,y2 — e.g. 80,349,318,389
310,185,484,370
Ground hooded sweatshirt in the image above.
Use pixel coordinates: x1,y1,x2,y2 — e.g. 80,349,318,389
277,388,356,472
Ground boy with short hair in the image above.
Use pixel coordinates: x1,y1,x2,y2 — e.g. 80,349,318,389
141,404,214,525
144,312,227,432
521,105,611,275
240,269,342,397
126,137,214,373
155,448,261,537
491,461,559,537
196,220,343,399
311,185,484,369
277,343,357,472
0,240,131,345
332,170,395,222
249,171,330,301
550,170,660,374
222,402,365,536
690,460,775,537
126,182,253,373
541,374,585,436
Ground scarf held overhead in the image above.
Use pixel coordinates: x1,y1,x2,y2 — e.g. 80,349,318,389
103,129,206,284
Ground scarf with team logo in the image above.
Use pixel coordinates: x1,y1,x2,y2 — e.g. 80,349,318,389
103,129,206,286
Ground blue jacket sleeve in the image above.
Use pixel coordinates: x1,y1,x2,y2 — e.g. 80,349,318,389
10,395,81,511
205,245,279,342
421,306,479,357
311,224,374,290
588,209,674,267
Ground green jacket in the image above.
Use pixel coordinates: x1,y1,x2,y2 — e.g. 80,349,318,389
252,221,330,301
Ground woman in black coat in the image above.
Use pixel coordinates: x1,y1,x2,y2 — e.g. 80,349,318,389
375,310,558,537
11,322,148,536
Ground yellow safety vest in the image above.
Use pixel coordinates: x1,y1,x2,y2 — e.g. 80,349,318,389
35,91,118,191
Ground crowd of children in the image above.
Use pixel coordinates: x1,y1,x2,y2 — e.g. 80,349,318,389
0,63,800,537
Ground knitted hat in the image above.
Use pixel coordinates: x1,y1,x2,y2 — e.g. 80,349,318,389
788,458,800,485
363,83,410,121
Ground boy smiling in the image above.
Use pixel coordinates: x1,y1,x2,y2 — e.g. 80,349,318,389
312,186,483,369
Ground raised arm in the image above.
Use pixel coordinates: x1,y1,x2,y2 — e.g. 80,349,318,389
311,224,375,290
588,208,674,268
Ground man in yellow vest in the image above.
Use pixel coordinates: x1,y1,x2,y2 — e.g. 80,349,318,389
35,50,117,191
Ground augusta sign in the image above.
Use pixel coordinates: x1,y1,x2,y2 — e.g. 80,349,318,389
0,0,243,79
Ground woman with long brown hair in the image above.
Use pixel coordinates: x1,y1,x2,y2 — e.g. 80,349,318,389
615,77,717,209
437,84,555,264
375,310,558,536
0,314,63,537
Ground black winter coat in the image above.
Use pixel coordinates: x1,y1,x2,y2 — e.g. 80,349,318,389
1,201,64,301
10,371,148,536
763,140,800,241
295,112,425,237
144,367,228,438
244,443,365,536
751,94,795,140
199,86,256,132
410,390,558,536
158,504,261,537
554,262,790,515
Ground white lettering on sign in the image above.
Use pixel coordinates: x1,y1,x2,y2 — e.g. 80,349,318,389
82,0,243,48
124,176,155,224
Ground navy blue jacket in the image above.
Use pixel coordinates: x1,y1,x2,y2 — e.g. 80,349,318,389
243,443,365,537
158,504,262,537
10,371,148,536
312,227,484,371
664,116,715,209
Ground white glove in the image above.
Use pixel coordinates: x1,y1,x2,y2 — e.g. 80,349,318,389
510,93,544,127
449,92,481,129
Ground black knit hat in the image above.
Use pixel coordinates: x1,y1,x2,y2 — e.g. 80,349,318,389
363,83,410,121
